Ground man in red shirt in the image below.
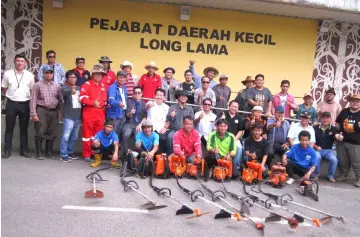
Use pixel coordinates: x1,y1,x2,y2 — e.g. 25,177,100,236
99,56,116,89
138,61,162,100
121,60,138,98
80,63,107,162
172,116,202,163
73,56,91,87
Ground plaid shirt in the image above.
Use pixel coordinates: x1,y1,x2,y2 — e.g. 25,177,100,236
30,80,63,116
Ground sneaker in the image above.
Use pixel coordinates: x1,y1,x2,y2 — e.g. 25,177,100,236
83,157,91,162
354,179,360,188
292,174,299,179
328,177,336,183
286,178,295,185
20,151,32,158
336,174,348,181
60,156,71,163
68,154,79,160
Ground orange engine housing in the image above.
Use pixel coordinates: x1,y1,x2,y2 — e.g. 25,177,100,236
268,164,287,186
213,158,232,180
155,154,166,176
241,161,263,183
169,155,186,176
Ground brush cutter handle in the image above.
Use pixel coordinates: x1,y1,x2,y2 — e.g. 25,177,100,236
264,197,278,209
86,172,107,181
212,190,226,202
190,190,204,202
278,194,293,206
158,188,172,197
121,179,139,192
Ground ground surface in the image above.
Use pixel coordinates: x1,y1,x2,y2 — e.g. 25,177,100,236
2,153,360,237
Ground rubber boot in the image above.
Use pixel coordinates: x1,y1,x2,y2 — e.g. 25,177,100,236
35,140,43,160
90,154,102,168
111,160,120,169
45,139,55,158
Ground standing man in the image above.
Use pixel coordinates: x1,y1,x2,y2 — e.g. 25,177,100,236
80,63,107,162
37,50,65,84
294,93,317,124
161,66,180,102
313,112,340,182
30,65,62,160
99,56,116,89
272,80,297,118
180,70,195,104
59,70,81,162
213,74,231,115
2,54,35,158
335,94,360,187
189,60,218,89
235,76,254,112
317,88,342,125
163,90,194,155
107,70,128,136
138,61,162,100
247,74,273,116
120,60,138,98
194,76,216,107
287,111,316,147
73,56,91,87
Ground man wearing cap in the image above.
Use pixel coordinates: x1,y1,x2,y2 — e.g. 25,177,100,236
335,94,360,187
213,74,231,115
30,65,63,160
194,76,216,109
37,50,65,84
73,56,91,87
235,76,254,112
317,88,342,125
294,93,317,124
163,90,194,155
272,80,297,118
267,106,291,166
247,74,273,115
180,70,195,104
80,63,107,162
287,111,316,148
90,120,120,168
120,60,138,98
161,66,180,102
138,61,162,100
313,112,340,183
189,60,218,89
194,98,217,148
107,70,128,136
243,106,267,139
2,54,35,159
99,56,116,89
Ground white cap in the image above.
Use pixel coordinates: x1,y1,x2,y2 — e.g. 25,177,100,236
252,106,264,112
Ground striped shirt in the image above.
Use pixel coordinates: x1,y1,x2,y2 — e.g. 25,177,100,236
125,74,137,98
30,80,63,116
207,131,236,157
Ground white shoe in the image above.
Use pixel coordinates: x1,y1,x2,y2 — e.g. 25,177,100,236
286,178,295,185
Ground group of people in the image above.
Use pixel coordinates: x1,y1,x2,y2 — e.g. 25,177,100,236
2,50,360,187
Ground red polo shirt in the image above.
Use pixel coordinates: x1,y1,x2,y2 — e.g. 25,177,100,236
138,73,161,99
100,69,116,90
173,128,202,157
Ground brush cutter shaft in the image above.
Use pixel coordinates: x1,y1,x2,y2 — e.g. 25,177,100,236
197,196,234,214
270,203,313,222
92,177,97,193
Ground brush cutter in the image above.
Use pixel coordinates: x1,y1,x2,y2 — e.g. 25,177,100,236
120,174,167,210
279,194,345,224
149,175,210,218
175,176,238,220
84,167,109,198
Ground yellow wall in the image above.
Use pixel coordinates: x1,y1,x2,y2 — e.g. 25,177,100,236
43,0,318,100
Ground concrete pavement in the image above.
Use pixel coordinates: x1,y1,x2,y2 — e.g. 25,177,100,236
1,154,360,237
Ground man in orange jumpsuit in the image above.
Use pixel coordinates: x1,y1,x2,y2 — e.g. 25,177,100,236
80,63,107,161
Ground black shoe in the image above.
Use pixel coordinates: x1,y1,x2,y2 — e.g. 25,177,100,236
2,150,11,159
45,140,55,158
35,140,43,160
68,154,79,160
20,151,32,158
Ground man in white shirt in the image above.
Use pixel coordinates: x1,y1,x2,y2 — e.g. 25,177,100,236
288,111,316,147
146,88,169,153
1,54,35,158
194,98,217,147
194,76,216,108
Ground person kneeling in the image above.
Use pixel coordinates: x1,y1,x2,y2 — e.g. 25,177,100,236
282,131,318,184
132,120,159,179
206,119,236,181
91,120,120,168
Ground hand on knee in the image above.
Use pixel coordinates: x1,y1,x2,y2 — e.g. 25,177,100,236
92,140,100,148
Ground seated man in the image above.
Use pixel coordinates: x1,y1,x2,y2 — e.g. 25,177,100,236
133,120,159,178
266,106,291,166
313,112,340,183
243,124,269,176
288,111,315,147
91,120,119,168
282,131,318,184
206,119,237,180
173,116,202,163
243,106,267,139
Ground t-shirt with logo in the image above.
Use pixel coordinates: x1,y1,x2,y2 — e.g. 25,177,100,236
285,143,318,169
336,108,360,145
248,87,273,112
94,130,119,148
279,94,288,111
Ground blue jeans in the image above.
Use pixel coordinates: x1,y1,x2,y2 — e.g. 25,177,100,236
315,149,338,179
60,119,81,158
234,140,243,168
166,129,177,156
170,153,196,163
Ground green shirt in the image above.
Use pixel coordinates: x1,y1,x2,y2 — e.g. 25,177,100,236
207,131,236,158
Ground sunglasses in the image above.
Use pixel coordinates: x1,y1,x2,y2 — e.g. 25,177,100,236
134,91,142,94
202,81,210,84
44,71,54,74
48,55,56,58
203,103,212,106
301,116,310,119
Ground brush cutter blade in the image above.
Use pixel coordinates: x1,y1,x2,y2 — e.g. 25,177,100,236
240,202,252,216
293,214,304,223
84,190,104,198
214,209,232,219
265,213,282,223
186,211,212,219
140,202,168,210
176,205,194,215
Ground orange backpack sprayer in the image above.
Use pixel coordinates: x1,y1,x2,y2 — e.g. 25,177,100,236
241,160,263,184
186,155,205,178
213,157,232,181
169,154,187,177
267,164,287,188
154,153,171,179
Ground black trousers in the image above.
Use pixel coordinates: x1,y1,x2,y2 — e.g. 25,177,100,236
286,159,310,178
92,143,114,159
34,106,58,141
4,99,30,152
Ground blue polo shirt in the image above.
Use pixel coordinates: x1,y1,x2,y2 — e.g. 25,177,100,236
285,143,318,169
93,130,119,148
135,131,159,151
